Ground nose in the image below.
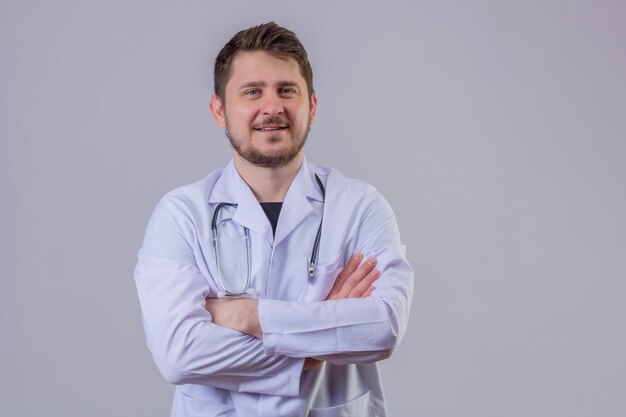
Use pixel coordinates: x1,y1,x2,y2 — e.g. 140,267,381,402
260,93,284,116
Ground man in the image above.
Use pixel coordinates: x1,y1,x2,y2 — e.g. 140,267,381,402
134,22,413,417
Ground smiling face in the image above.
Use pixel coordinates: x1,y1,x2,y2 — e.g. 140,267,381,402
210,50,317,168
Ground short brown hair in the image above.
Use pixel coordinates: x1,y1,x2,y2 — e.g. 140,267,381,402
214,22,314,100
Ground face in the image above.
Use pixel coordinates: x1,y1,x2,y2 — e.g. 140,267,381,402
210,50,317,168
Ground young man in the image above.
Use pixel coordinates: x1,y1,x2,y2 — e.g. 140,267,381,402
135,22,413,417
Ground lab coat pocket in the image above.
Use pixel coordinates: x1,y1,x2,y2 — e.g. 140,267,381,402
299,247,346,302
178,390,237,417
308,391,373,417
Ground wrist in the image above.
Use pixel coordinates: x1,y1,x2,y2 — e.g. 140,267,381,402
245,299,262,339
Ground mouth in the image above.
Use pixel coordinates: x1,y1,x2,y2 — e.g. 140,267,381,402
253,125,289,132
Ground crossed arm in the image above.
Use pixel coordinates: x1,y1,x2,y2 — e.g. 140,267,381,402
205,253,379,339
205,253,380,369
135,192,412,397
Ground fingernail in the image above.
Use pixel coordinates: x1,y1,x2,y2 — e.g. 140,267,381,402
368,258,377,266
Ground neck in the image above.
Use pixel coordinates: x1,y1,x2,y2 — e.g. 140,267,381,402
233,152,304,202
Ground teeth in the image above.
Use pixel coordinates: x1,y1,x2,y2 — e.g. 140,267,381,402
258,127,284,131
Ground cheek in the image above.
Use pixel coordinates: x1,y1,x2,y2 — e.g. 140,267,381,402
235,107,257,126
298,107,313,126
288,104,310,123
226,103,256,126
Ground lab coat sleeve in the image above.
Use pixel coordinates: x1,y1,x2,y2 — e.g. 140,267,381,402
134,198,304,396
258,187,414,364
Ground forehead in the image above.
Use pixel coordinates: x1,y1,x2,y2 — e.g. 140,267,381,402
227,50,305,89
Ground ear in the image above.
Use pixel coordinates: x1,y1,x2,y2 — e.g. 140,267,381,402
210,94,226,128
309,91,318,124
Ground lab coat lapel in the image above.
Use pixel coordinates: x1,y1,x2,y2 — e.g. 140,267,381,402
273,160,323,247
208,161,273,244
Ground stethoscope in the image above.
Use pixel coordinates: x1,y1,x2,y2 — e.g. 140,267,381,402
211,174,326,298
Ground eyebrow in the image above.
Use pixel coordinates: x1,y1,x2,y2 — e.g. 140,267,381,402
239,81,265,90
276,81,299,88
238,80,300,90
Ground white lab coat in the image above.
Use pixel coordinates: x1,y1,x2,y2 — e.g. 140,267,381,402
134,159,413,417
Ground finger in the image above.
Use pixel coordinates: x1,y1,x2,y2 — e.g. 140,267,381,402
327,252,363,298
339,258,377,297
360,286,376,298
349,268,380,298
337,258,377,299
336,252,364,286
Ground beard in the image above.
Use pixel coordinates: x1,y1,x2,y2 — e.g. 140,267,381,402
225,122,311,169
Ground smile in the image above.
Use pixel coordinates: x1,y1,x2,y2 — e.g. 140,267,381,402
254,125,288,131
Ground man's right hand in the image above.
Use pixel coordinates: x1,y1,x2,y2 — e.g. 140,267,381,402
303,253,380,370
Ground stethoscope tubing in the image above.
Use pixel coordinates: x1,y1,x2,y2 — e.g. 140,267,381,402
211,174,326,297
212,203,252,297
307,174,326,275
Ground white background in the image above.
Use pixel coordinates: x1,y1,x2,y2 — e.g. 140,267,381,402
2,1,625,416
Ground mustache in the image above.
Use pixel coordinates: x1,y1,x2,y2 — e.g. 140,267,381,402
252,116,289,128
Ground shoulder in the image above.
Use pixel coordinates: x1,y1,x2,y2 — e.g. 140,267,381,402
156,168,224,217
308,162,393,217
309,162,375,195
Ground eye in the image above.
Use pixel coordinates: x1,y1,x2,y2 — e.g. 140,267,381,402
244,89,260,96
279,87,296,95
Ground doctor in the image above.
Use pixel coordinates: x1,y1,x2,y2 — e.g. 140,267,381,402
134,22,413,417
